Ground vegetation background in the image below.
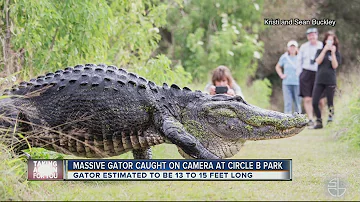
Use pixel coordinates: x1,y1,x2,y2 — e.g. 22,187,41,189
0,0,359,200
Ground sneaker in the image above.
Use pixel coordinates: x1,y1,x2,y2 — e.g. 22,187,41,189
327,116,333,124
313,118,323,129
307,120,314,127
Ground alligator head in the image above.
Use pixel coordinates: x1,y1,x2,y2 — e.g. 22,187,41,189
178,94,308,159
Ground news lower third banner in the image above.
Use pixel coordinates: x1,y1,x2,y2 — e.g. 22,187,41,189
27,159,292,181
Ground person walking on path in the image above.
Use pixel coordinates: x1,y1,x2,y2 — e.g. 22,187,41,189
297,28,325,126
312,31,341,129
275,40,302,114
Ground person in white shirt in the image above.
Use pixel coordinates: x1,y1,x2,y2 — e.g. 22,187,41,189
297,28,325,126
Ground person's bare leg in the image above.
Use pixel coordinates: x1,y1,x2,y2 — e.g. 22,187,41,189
303,96,314,121
319,97,326,118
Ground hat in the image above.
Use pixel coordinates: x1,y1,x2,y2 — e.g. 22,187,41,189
287,40,298,48
306,28,318,34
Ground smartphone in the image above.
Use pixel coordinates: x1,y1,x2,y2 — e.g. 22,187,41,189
215,86,228,94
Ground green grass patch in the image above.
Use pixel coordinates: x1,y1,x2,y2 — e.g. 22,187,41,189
1,129,360,200
0,145,39,200
331,71,360,150
334,97,360,149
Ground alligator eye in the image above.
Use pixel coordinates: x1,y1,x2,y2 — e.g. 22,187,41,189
205,107,242,140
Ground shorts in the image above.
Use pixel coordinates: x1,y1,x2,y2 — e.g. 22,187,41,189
299,69,325,98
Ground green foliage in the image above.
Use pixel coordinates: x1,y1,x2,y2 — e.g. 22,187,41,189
317,0,360,73
106,0,167,67
135,54,192,86
243,78,272,109
336,96,360,149
0,146,32,200
22,148,65,159
10,0,112,76
318,0,360,48
164,0,264,85
160,0,271,108
331,72,360,150
3,0,268,99
4,0,190,87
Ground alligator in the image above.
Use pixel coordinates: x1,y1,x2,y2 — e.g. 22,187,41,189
0,64,308,159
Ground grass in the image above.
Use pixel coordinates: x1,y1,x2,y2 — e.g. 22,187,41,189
1,126,360,201
330,79,360,149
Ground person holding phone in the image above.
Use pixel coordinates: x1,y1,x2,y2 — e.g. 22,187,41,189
204,65,244,98
275,40,302,114
297,28,324,127
312,31,341,129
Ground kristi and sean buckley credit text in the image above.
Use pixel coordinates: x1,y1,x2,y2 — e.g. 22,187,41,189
264,18,336,27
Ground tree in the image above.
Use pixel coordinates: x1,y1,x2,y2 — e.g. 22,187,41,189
161,0,264,85
158,0,272,108
317,0,360,73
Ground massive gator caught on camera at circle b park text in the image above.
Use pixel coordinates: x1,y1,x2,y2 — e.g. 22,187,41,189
0,64,308,159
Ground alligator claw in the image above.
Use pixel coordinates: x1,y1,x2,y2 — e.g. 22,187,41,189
199,150,220,159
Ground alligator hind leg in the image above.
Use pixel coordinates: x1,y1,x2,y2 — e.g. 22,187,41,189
132,147,152,159
157,116,219,159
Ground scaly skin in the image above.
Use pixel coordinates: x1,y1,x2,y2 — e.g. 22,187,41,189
0,64,308,159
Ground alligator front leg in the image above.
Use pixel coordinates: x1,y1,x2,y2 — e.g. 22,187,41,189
160,117,219,159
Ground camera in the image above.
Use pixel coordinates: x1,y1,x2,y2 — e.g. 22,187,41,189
215,86,228,94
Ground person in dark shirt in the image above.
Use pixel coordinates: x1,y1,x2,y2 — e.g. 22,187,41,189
312,31,341,129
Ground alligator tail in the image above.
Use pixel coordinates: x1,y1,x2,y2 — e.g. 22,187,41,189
0,97,27,154
0,97,18,128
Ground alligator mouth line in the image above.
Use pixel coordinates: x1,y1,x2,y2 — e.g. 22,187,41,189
246,124,305,136
279,127,302,134
242,116,307,130
245,123,305,131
